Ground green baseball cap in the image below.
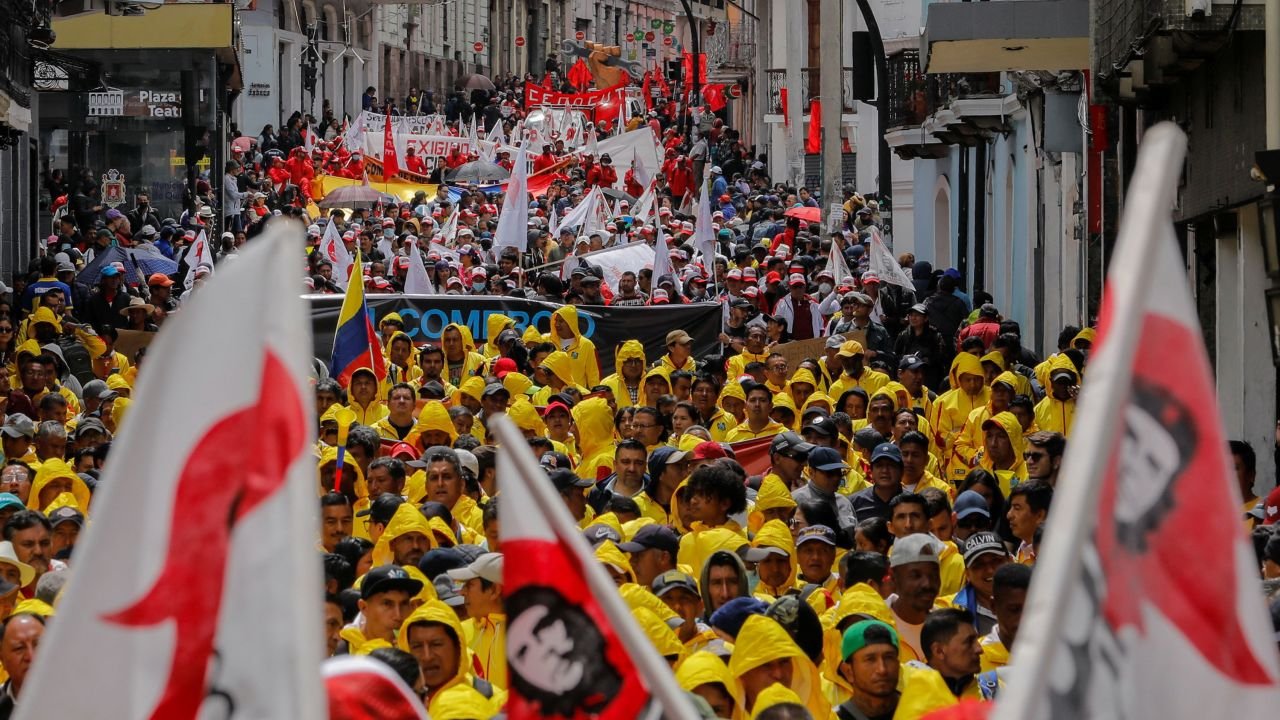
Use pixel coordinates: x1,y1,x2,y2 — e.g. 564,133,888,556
841,619,899,662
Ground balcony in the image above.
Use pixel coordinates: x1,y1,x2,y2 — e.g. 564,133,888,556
922,0,1089,74
764,67,857,114
884,49,1011,159
705,12,757,76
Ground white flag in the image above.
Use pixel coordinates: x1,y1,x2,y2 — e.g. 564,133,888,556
828,238,854,288
16,222,325,720
650,205,680,297
490,416,699,719
562,241,654,290
559,186,602,232
403,237,436,295
182,229,213,291
438,207,459,245
494,142,530,253
632,178,657,225
342,116,366,153
318,219,354,288
691,172,716,262
993,123,1280,720
868,226,913,289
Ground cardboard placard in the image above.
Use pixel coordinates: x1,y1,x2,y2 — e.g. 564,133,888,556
115,329,157,362
773,329,867,370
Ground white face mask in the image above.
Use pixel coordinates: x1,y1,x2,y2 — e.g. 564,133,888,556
383,229,395,239
472,280,486,291
818,282,833,297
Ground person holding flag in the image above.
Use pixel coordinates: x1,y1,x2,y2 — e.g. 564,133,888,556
329,251,387,390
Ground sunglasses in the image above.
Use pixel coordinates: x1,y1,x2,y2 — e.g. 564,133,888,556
1023,452,1047,462
0,327,12,333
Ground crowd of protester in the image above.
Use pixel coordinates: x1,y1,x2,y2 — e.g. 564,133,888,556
10,72,1280,720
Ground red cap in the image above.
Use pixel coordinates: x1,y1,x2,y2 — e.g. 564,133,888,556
541,400,572,418
692,441,728,460
386,442,417,460
493,357,518,379
765,271,782,285
1264,485,1280,525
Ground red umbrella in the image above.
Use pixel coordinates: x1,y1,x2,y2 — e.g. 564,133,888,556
784,206,822,223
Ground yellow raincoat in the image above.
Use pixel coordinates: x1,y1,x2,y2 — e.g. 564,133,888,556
979,628,1010,672
428,684,496,720
979,411,1029,496
399,600,504,710
634,606,688,665
407,402,458,455
442,323,487,386
344,370,389,426
531,351,585,405
677,651,744,716
748,520,798,601
462,607,506,691
601,339,646,408
786,368,819,407
481,313,516,359
771,392,799,431
548,306,601,388
1034,354,1078,436
729,615,831,719
27,459,91,512
595,539,637,583
641,365,672,408
678,526,751,579
819,583,897,706
382,331,424,391
950,370,1020,476
748,474,798,534
751,683,806,719
932,353,989,482
573,397,615,482
371,502,437,567
726,348,771,383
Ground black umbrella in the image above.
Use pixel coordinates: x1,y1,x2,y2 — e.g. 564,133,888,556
460,73,496,92
599,187,637,204
446,161,510,184
317,184,399,209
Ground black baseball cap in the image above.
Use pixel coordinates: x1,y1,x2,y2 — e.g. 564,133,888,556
549,468,593,491
770,431,815,457
356,493,405,524
540,451,574,471
962,531,1008,564
898,354,927,371
617,525,680,557
802,415,838,438
48,506,85,528
651,569,699,598
361,565,423,600
796,524,838,547
583,523,623,547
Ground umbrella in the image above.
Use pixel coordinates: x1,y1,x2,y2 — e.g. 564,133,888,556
230,136,255,154
460,74,496,92
447,161,510,184
599,187,636,204
784,205,822,223
77,246,129,286
317,184,398,210
129,243,179,277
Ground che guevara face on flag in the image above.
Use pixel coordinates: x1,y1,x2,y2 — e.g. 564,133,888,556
503,538,652,719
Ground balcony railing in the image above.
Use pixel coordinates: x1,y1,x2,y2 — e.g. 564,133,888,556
765,68,857,114
885,49,1002,130
705,14,757,71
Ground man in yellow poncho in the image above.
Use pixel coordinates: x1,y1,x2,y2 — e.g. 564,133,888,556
530,351,583,406
440,323,486,387
344,368,388,426
449,552,506,690
26,459,90,514
480,313,516,359
725,383,787,443
548,306,600,388
338,565,421,655
829,341,890,400
676,651,742,720
1034,354,1079,437
914,608,985,702
978,412,1028,497
408,446,484,536
729,614,831,718
601,340,646,409
931,354,988,484
743,519,798,602
373,383,418,442
572,397,616,483
371,501,437,568
383,331,423,391
949,371,1017,482
398,600,504,709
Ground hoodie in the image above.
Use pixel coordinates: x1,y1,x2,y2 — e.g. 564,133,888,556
28,459,92,513
428,683,498,720
951,370,1020,474
1033,354,1078,436
748,519,798,601
371,502,437,567
601,339,646,408
442,322,487,385
933,353,989,482
344,368,389,426
548,305,601,388
481,313,515,359
979,411,1028,496
699,548,750,623
572,397,616,482
382,330,424,391
676,651,744,714
678,526,750,582
633,607,687,665
531,350,584,405
728,615,831,719
747,474,797,534
398,600,503,710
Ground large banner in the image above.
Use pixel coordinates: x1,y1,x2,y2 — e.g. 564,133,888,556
308,295,722,377
524,81,627,108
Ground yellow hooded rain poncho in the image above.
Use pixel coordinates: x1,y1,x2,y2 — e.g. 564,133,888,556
442,322,487,385
602,339,647,408
573,397,616,482
748,520,797,601
728,614,831,719
397,600,504,710
750,683,806,720
371,502,438,567
748,473,797,534
979,410,1029,495
677,651,744,717
1034,354,1078,436
482,313,516,359
932,353,989,482
27,459,91,513
633,607,687,666
548,305,600,388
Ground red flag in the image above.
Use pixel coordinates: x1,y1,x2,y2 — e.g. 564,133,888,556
780,88,789,126
728,436,774,477
805,99,821,154
381,112,398,183
681,52,707,86
641,71,653,111
491,413,698,719
567,57,593,91
702,83,727,112
993,123,1280,719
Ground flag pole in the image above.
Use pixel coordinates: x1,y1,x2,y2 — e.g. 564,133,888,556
991,122,1189,719
489,416,698,719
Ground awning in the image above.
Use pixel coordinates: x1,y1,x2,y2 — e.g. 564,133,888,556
922,1,1088,74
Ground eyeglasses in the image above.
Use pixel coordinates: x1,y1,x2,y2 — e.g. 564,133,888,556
0,327,12,333
1023,452,1047,461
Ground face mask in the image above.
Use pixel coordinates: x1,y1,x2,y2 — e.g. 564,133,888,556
745,569,760,595
818,282,833,296
383,229,395,239
472,280,486,291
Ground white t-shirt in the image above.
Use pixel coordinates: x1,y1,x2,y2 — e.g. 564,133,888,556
887,593,924,659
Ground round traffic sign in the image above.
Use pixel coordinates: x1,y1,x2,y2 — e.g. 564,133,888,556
663,36,673,47
728,84,742,99
473,41,484,52
645,31,655,42
514,36,525,47
575,30,585,41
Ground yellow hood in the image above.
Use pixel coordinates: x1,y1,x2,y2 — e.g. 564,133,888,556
401,565,440,605
28,459,91,512
551,305,583,345
572,397,615,456
398,600,471,694
882,381,911,411
503,371,534,397
417,402,459,444
949,353,986,394
12,597,54,618
106,374,132,391
787,368,817,393
43,491,82,515
895,662,962,720
749,519,797,592
589,512,625,540
619,582,681,626
594,539,636,583
454,376,486,405
1049,352,1078,382
677,651,743,709
747,475,796,534
801,392,833,415
1072,327,1096,347
484,314,516,356
991,370,1020,392
541,350,576,387
868,386,900,413
521,324,543,346
980,350,1006,371
445,322,478,354
982,410,1025,457
616,339,646,367
678,526,750,579
750,684,805,719
825,583,894,629
633,606,686,663
317,445,367,498
388,331,419,369
720,380,746,407
729,615,829,717
642,366,672,405
507,398,545,435
427,683,495,720
372,502,437,566
771,392,798,420
29,307,61,334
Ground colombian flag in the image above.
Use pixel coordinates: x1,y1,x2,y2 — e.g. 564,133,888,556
329,252,387,387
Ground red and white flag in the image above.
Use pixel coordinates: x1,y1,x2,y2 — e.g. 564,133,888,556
490,416,697,720
16,221,324,720
493,142,530,252
319,219,354,289
303,124,317,154
182,229,213,291
381,111,399,183
993,123,1280,719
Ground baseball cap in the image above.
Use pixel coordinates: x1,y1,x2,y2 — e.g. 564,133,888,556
980,303,999,317
807,447,848,473
481,382,510,398
55,258,75,273
647,446,689,483
824,335,847,350
548,468,593,492
954,490,991,521
540,451,574,471
898,354,927,371
962,531,1008,564
691,441,728,461
617,525,680,557
356,493,405,525
73,418,110,440
666,330,693,346
890,534,942,567
361,565,424,600
787,273,806,287
0,414,35,439
651,569,700,598
1263,485,1280,525
770,431,815,457
583,523,623,546
853,427,886,451
100,265,120,277
0,494,24,514
147,273,175,288
908,303,928,315
802,415,838,438
841,619,899,661
796,525,837,547
433,575,465,606
48,506,84,528
870,442,903,466
445,552,503,583
730,297,754,310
